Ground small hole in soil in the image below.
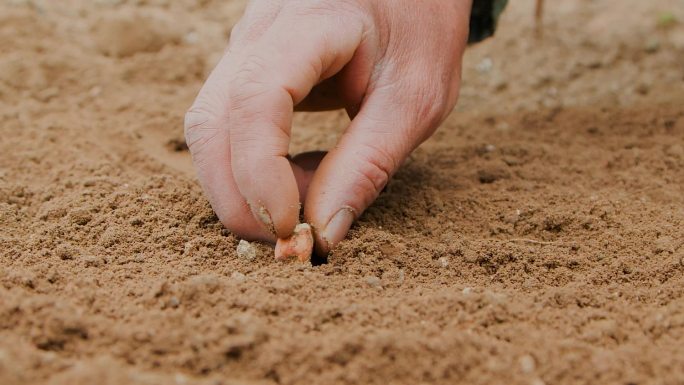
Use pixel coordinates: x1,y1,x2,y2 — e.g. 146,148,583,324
166,137,188,152
311,252,328,266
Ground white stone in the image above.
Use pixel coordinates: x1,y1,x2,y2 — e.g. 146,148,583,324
236,240,257,261
519,354,536,373
231,271,246,282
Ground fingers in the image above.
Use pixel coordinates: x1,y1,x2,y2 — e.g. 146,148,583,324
302,1,472,254
304,81,450,255
184,105,275,242
228,86,300,238
187,1,366,241
227,10,364,238
187,104,328,243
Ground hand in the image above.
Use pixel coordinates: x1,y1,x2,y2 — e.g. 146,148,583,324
185,0,472,254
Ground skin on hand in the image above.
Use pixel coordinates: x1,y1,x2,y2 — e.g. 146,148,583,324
185,0,472,255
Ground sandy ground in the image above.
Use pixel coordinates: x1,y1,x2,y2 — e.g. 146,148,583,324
1,0,684,384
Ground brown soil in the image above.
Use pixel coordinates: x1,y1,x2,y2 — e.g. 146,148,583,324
1,1,684,384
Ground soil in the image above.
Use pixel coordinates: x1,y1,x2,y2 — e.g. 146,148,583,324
1,0,684,384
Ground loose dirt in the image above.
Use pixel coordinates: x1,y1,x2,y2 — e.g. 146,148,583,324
1,0,683,384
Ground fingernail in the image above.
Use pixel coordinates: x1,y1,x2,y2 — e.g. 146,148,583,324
316,207,355,254
249,203,275,236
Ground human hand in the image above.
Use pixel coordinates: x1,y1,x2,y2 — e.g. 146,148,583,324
185,0,472,255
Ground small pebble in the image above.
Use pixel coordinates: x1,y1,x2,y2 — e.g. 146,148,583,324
236,240,257,261
519,354,536,373
168,296,180,308
89,86,102,97
438,257,449,268
397,269,405,285
174,373,188,385
462,287,473,295
365,275,382,288
476,57,493,73
183,31,199,45
231,271,246,283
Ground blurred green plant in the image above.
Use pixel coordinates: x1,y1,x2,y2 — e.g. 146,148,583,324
657,12,678,29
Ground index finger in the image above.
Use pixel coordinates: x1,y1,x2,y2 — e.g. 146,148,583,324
227,7,364,238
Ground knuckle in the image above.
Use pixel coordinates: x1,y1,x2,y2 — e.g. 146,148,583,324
228,55,272,111
183,102,226,156
379,73,450,140
231,54,268,90
228,89,291,149
287,0,363,25
408,82,451,142
413,85,447,125
349,143,396,204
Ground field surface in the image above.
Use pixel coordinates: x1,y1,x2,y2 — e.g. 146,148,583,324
1,0,684,384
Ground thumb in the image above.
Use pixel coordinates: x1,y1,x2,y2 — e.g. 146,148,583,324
304,82,448,255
